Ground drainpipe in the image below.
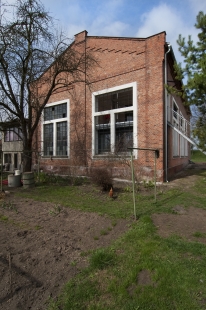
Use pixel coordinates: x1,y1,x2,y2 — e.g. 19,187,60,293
165,43,171,182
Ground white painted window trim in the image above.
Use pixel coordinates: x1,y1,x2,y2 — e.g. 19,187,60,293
92,82,138,158
41,99,70,157
173,98,179,127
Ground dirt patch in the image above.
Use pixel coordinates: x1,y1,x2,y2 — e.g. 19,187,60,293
1,163,206,309
152,206,206,244
152,163,206,244
0,193,131,310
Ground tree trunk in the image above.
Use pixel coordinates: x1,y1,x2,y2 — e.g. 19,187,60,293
23,139,33,172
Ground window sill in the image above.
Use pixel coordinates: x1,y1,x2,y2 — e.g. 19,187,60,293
93,153,131,159
41,156,69,159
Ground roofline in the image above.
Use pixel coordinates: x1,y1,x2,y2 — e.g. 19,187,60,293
85,31,166,41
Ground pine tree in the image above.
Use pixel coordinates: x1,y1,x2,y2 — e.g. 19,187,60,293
176,11,206,150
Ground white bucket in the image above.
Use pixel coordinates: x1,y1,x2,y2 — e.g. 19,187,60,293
15,170,21,175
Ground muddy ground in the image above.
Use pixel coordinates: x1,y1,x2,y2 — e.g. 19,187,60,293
1,163,206,310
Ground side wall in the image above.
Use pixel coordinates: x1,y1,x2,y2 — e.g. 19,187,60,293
166,57,191,179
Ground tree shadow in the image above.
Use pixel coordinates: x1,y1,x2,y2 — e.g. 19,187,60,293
0,255,43,304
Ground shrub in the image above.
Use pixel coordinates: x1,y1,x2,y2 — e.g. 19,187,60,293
90,167,113,191
72,177,85,186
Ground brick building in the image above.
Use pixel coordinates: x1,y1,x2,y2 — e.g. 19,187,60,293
0,119,23,171
35,30,191,182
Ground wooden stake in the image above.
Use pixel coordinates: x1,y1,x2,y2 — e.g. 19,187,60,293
8,253,12,293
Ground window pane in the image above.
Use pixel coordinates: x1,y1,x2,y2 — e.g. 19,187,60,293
44,103,67,121
44,123,53,155
115,112,133,152
4,130,9,142
173,102,178,121
18,128,23,140
173,130,179,156
4,153,11,163
13,128,18,141
95,116,110,154
9,128,14,141
95,87,133,112
117,88,133,109
4,127,22,142
56,122,67,156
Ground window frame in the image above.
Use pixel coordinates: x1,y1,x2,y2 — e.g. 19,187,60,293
42,99,70,158
4,127,22,142
173,99,179,128
180,112,189,158
92,82,137,158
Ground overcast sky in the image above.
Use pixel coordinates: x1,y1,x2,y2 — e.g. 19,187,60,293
4,0,206,63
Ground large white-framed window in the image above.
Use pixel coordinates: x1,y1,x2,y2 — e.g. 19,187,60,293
92,82,137,158
42,99,70,157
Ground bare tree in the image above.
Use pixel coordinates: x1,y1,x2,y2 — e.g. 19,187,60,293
0,0,95,171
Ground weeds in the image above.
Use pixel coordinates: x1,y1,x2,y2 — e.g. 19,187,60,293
0,201,18,213
0,214,8,221
193,231,206,238
124,185,132,192
72,177,85,186
143,180,154,188
100,229,108,236
34,225,42,230
111,220,117,227
49,204,62,216
70,260,77,267
35,172,72,185
35,171,86,186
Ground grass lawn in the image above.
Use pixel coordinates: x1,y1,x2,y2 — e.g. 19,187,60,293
12,167,206,310
191,150,206,163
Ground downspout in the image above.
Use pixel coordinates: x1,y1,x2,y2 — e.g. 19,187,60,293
164,43,171,182
84,34,87,166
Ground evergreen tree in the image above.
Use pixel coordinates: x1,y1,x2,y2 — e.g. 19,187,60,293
176,11,206,150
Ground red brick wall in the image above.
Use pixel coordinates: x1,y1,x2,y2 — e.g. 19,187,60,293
34,30,189,181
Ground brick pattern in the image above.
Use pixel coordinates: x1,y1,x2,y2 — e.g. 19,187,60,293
34,30,190,182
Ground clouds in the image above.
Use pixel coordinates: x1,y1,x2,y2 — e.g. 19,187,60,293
136,4,182,37
188,0,206,15
1,0,205,62
61,0,129,37
135,2,199,62
46,0,204,58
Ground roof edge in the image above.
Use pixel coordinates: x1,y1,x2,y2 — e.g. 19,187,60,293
74,30,166,41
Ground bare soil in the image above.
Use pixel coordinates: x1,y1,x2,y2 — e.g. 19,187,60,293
1,162,206,310
0,192,131,310
152,163,206,244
